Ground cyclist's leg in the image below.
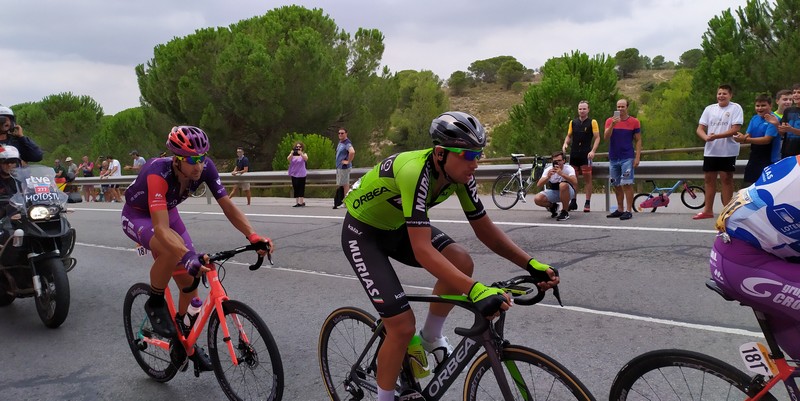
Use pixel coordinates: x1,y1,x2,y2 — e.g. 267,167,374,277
341,213,416,397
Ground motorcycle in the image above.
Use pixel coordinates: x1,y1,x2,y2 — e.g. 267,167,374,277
0,165,76,328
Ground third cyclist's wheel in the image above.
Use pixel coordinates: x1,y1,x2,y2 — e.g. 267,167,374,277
680,185,706,210
492,173,523,210
633,193,657,213
608,349,777,401
208,299,284,401
318,307,381,401
122,283,179,382
464,345,594,401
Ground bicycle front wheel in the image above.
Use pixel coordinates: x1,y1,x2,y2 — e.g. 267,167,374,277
191,182,208,198
492,172,523,210
208,300,284,401
681,185,706,210
318,307,381,401
464,344,595,401
609,349,777,401
632,193,657,213
122,283,179,382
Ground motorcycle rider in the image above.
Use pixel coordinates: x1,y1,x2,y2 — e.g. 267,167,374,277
0,145,20,218
0,106,43,163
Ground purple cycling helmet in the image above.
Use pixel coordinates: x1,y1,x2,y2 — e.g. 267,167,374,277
166,126,210,157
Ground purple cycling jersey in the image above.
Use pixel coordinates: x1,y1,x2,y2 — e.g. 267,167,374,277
124,157,227,211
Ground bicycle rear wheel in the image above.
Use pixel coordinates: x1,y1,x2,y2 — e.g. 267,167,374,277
208,299,284,401
122,283,179,382
463,344,594,401
609,349,777,401
632,193,657,213
318,306,381,401
680,185,706,210
492,172,523,210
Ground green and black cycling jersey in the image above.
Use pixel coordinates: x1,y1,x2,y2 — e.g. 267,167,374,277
345,149,486,230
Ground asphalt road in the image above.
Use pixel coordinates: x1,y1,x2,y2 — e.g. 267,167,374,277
0,194,775,400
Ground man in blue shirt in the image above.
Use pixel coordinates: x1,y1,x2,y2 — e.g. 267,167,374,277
333,128,355,209
735,94,781,187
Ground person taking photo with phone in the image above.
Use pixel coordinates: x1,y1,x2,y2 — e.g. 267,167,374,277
0,106,43,163
287,141,308,207
534,151,578,221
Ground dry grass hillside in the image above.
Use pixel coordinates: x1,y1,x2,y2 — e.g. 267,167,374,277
447,69,676,133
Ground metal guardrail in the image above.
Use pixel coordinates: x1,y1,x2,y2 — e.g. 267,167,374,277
71,160,746,187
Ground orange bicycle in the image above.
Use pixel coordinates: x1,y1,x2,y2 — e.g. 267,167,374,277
123,242,283,401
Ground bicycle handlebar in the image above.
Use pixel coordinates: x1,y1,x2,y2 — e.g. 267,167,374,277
491,269,561,306
182,242,273,293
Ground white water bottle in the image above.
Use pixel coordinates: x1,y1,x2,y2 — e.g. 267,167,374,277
183,297,203,334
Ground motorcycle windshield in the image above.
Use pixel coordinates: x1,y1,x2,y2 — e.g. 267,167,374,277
10,165,69,209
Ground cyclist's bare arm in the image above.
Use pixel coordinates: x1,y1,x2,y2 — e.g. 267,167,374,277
407,226,473,294
217,195,274,253
470,215,560,289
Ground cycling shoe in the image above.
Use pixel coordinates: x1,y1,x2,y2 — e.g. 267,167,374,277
144,298,176,338
189,344,214,372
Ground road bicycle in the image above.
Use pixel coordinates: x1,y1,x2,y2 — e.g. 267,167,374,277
608,278,796,401
491,154,550,210
123,242,284,401
318,274,596,401
191,182,208,198
632,179,705,213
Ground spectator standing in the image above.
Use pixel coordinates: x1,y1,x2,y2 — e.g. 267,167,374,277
773,89,793,120
99,159,109,201
53,159,67,191
533,151,578,221
228,147,251,205
734,94,780,187
79,155,97,202
0,105,44,163
778,83,800,158
332,128,355,209
64,156,78,192
101,154,123,202
695,84,744,220
604,99,641,221
562,100,600,212
287,141,308,207
124,150,147,173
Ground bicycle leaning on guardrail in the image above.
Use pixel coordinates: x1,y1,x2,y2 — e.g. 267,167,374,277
633,179,705,213
491,154,550,210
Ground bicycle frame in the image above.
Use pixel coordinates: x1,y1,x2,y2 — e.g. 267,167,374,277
138,265,245,366
345,294,522,401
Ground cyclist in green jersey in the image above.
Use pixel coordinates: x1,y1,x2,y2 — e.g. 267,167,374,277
341,111,560,401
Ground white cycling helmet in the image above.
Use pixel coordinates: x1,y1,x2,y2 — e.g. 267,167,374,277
0,105,14,120
0,145,20,164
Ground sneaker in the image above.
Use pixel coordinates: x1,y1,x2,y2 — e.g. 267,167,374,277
144,298,176,337
583,201,591,213
548,203,558,218
189,345,214,372
556,210,570,221
569,199,578,211
620,211,633,220
606,210,624,218
419,332,453,366
292,203,302,207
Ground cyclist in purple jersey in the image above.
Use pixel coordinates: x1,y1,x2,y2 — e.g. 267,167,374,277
120,126,273,356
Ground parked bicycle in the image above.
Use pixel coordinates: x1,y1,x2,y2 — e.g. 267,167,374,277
608,278,794,400
632,179,705,213
122,242,284,401
318,274,595,401
190,182,208,198
491,154,550,210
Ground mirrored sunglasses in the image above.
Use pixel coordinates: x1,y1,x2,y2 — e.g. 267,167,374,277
176,154,207,165
442,146,483,161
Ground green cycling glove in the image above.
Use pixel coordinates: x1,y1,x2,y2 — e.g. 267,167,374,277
526,258,551,273
468,282,507,317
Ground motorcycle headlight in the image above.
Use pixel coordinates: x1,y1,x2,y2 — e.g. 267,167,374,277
29,205,53,220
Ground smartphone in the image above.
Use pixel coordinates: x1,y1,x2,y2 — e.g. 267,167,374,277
613,111,621,119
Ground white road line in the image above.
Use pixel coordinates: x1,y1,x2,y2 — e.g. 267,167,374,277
71,208,717,234
77,241,761,338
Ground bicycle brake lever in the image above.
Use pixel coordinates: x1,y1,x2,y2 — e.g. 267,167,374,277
552,285,563,306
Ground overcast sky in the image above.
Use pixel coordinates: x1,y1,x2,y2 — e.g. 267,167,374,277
2,0,749,115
